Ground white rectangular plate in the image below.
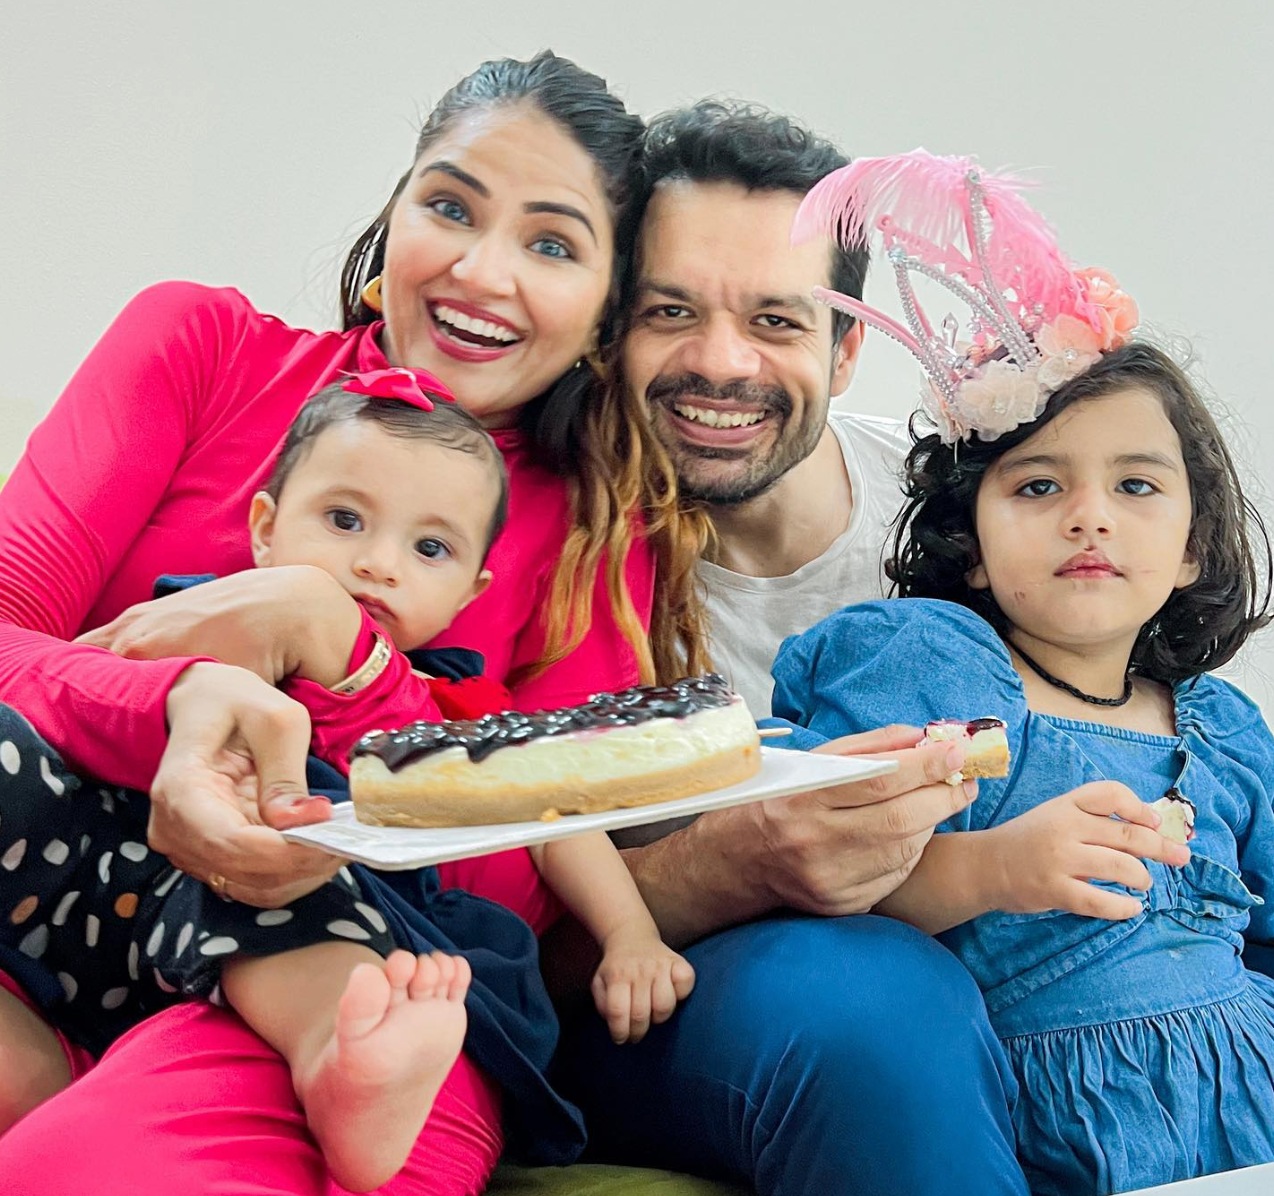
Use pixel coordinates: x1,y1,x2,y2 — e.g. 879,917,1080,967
281,747,896,870
1119,1163,1274,1194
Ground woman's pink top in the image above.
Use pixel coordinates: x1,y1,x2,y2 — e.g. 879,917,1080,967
0,281,654,790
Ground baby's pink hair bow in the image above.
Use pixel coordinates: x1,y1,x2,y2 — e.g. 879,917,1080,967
342,367,456,411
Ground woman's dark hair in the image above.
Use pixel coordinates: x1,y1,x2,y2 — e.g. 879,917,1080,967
888,341,1272,683
341,51,644,369
336,52,710,683
266,385,509,561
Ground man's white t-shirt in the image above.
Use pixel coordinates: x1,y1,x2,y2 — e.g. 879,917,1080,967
700,411,910,718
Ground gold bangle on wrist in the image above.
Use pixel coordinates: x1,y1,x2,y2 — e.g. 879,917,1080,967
329,633,393,695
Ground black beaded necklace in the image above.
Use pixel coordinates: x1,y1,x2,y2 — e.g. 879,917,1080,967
1012,644,1134,708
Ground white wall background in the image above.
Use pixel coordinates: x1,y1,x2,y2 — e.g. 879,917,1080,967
3,0,1272,714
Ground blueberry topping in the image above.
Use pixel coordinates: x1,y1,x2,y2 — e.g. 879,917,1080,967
352,673,736,769
966,717,1006,734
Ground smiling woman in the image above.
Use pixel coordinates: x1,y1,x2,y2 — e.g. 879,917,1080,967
342,65,712,684
377,107,615,425
0,50,712,1196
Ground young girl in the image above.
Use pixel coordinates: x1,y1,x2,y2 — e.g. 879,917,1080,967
774,153,1274,1195
1,369,693,1193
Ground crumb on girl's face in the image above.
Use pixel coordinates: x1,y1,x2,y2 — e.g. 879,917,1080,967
968,387,1200,663
249,420,496,651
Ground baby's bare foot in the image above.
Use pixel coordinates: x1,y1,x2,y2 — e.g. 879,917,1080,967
296,949,470,1192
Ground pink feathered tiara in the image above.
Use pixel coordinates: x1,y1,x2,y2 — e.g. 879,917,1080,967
793,150,1139,444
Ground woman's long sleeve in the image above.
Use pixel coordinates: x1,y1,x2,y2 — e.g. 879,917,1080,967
0,284,230,786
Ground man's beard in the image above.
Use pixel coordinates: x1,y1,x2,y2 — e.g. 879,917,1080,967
646,372,823,505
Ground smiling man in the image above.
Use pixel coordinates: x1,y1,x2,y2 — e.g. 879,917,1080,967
623,104,909,719
551,102,1030,1196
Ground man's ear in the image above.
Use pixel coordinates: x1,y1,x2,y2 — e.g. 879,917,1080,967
830,321,866,396
463,569,493,609
248,492,278,567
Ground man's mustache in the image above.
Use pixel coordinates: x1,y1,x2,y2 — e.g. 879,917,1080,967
645,373,792,416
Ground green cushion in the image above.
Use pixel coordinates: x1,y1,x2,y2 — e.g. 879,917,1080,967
490,1164,747,1195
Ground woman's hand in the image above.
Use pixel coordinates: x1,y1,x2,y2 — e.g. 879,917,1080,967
152,661,342,908
75,565,359,687
980,781,1192,921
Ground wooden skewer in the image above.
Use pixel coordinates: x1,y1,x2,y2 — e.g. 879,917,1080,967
757,726,793,739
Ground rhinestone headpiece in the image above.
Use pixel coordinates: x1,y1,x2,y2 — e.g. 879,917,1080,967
793,150,1139,443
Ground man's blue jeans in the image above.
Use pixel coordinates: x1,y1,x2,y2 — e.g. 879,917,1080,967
555,914,1028,1196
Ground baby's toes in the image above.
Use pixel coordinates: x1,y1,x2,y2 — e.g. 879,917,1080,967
382,949,420,1004
444,954,471,1002
406,952,447,1000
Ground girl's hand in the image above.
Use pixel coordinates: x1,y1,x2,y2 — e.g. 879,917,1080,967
983,781,1192,920
590,928,696,1044
75,566,359,687
152,661,342,908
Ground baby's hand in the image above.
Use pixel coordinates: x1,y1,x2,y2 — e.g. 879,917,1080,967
591,928,695,1044
984,781,1192,921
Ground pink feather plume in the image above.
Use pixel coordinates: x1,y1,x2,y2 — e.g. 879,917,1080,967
793,149,1091,326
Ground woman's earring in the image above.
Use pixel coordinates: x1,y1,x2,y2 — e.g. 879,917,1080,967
575,352,607,381
360,275,383,313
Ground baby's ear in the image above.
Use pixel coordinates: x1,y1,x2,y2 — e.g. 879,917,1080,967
248,492,278,567
464,569,493,608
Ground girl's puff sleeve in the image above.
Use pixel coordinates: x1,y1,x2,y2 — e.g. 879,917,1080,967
1177,675,1274,976
770,598,1025,830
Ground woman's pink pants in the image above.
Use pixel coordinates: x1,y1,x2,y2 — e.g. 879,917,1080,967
0,851,561,1196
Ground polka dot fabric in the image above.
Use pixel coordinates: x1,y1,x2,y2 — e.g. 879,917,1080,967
0,704,394,1054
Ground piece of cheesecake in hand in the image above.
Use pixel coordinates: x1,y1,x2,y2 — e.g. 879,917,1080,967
923,717,1010,783
1149,789,1196,845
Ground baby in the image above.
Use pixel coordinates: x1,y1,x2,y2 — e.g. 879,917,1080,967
218,369,696,1187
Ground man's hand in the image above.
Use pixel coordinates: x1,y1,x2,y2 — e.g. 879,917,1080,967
75,566,359,687
590,927,695,1044
152,662,342,908
979,781,1191,921
625,724,979,947
750,725,977,916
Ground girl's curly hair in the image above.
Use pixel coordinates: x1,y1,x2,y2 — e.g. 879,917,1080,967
887,341,1271,683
